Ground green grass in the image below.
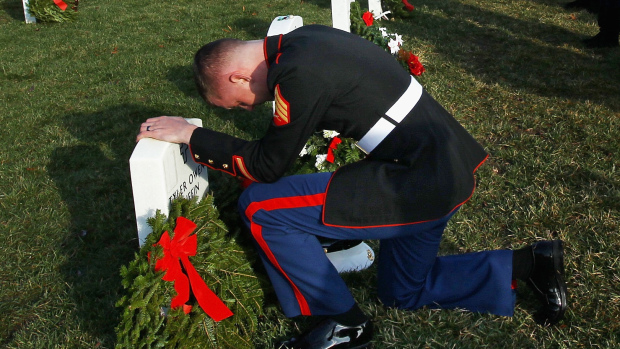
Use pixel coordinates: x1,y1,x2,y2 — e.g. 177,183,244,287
1,0,618,347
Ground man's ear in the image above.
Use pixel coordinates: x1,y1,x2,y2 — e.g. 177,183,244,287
230,72,251,84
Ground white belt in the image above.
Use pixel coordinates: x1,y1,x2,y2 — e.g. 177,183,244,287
356,76,423,154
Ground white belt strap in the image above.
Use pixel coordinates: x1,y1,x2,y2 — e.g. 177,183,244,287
357,76,423,154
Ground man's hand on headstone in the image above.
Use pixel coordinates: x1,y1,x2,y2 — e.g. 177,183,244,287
137,116,198,144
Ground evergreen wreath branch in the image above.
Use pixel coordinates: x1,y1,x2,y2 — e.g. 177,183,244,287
27,0,78,23
115,196,265,349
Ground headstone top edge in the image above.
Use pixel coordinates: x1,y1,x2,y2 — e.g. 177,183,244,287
130,118,203,160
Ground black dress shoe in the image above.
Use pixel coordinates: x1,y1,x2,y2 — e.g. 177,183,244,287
527,240,568,326
279,319,373,349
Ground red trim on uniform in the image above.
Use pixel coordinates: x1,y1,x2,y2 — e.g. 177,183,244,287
188,144,220,173
245,193,326,316
274,34,284,64
322,154,490,229
233,155,258,182
188,145,261,183
188,144,235,177
263,37,269,68
473,154,489,173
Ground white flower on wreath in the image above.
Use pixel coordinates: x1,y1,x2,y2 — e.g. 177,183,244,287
315,154,328,170
379,27,388,37
323,130,340,139
388,38,401,55
299,144,309,157
393,33,403,47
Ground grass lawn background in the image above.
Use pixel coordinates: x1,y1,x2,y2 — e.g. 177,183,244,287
0,0,618,347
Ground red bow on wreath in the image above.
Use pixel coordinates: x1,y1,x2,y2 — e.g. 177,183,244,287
362,11,374,26
402,0,415,12
154,217,233,321
53,0,68,11
326,137,342,163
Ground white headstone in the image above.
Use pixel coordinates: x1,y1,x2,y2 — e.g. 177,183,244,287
129,118,209,246
368,0,383,18
326,242,375,273
331,0,355,32
266,15,303,37
331,0,384,32
22,0,36,23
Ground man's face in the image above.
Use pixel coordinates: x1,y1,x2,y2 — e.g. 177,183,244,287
208,87,255,111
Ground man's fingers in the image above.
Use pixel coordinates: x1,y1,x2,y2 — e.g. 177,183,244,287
136,123,160,142
136,130,151,142
136,116,194,144
144,116,168,123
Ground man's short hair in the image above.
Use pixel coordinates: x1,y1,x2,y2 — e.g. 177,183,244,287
193,38,243,102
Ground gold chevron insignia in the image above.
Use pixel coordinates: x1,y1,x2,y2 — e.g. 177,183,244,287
273,85,290,126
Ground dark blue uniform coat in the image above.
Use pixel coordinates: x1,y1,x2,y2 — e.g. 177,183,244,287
189,25,488,228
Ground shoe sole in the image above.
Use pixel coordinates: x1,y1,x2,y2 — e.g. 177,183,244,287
529,240,568,326
552,240,565,277
545,240,568,325
541,273,568,326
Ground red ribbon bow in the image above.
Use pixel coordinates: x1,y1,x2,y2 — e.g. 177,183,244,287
402,0,415,12
53,0,68,11
326,137,342,163
362,11,374,27
154,217,233,321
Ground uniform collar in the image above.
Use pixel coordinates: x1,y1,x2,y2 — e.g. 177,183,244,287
263,34,284,68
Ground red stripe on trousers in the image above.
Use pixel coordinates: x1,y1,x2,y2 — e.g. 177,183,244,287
245,193,326,316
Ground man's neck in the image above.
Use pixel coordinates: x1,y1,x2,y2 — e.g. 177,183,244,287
242,40,266,67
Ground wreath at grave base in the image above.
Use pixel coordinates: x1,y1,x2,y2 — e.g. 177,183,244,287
115,196,265,349
351,2,426,76
27,0,78,23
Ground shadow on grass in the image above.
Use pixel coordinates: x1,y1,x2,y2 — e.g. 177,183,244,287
234,16,273,38
404,0,620,111
166,64,199,100
47,104,166,344
166,64,272,139
558,161,619,200
0,0,26,21
529,0,600,14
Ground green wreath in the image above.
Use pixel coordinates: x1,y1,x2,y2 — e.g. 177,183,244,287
382,0,415,19
115,196,265,348
26,0,77,23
